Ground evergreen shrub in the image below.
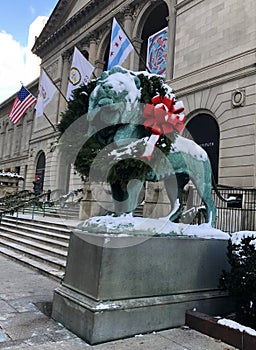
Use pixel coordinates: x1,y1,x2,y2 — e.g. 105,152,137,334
220,235,256,328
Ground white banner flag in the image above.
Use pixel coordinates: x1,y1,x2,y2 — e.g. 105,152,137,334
35,70,57,117
66,47,95,101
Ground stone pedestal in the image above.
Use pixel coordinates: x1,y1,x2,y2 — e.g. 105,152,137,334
0,176,21,197
143,182,171,218
52,230,231,345
79,182,112,220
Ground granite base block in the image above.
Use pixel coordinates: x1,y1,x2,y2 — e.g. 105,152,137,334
52,229,232,344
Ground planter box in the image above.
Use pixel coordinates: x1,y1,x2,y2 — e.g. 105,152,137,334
186,310,256,350
52,230,232,344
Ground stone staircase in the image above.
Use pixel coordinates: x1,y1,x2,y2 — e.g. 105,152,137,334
0,214,78,281
134,204,144,217
22,202,80,220
0,201,144,282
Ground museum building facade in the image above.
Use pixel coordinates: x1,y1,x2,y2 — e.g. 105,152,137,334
0,0,255,207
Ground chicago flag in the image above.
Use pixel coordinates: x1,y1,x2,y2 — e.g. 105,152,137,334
108,18,133,70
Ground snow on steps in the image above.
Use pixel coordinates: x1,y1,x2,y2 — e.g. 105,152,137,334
0,215,79,281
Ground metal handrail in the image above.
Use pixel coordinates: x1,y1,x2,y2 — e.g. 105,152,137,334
0,188,84,222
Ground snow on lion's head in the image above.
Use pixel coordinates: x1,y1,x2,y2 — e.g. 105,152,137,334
87,66,142,134
89,66,141,108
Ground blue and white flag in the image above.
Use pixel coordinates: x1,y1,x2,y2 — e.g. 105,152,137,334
107,18,133,70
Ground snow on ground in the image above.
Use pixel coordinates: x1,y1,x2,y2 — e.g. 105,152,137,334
217,318,256,336
77,214,230,239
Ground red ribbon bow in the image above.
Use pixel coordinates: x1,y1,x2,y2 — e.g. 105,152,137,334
142,95,186,135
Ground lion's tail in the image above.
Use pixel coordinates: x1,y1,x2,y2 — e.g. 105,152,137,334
212,174,234,203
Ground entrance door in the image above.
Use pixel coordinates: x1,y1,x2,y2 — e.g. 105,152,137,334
185,114,220,183
35,152,46,192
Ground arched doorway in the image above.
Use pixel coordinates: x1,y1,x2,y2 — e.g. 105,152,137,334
184,114,220,183
35,151,46,192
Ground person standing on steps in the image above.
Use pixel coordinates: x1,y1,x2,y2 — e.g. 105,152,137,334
33,175,42,196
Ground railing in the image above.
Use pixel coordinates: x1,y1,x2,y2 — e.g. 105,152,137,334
186,185,256,233
0,188,84,222
1,185,255,233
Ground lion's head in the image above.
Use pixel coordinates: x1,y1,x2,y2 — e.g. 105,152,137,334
87,67,142,137
89,66,141,108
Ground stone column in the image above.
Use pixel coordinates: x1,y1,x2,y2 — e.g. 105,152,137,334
130,37,143,71
88,35,98,66
5,123,14,158
0,121,6,160
58,51,71,119
94,60,105,77
122,10,133,69
166,0,177,80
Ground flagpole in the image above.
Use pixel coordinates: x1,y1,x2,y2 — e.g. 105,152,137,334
115,19,150,73
42,69,68,103
43,112,57,132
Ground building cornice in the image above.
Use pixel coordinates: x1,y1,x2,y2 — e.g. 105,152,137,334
33,0,142,58
33,0,114,57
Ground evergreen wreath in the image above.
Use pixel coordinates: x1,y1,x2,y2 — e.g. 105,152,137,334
58,72,182,186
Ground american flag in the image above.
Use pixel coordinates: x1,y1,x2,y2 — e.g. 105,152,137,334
8,86,37,124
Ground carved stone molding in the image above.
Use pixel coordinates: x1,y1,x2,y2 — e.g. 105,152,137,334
120,5,135,17
33,0,115,57
62,48,73,60
87,33,99,43
132,2,144,18
77,41,90,53
231,89,245,108
45,60,59,80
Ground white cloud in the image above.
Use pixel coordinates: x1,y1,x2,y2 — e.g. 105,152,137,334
0,31,26,103
0,17,47,104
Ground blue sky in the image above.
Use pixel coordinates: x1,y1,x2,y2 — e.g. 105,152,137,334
0,1,57,45
0,1,58,104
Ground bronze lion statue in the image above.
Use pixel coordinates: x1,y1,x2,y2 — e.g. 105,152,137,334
86,66,216,225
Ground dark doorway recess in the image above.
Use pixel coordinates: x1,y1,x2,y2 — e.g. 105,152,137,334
185,114,220,183
35,152,46,191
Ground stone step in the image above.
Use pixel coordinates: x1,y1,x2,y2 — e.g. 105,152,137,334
0,237,66,270
0,245,64,281
0,231,68,259
0,215,71,281
1,215,73,235
0,219,70,243
134,203,144,217
0,225,68,250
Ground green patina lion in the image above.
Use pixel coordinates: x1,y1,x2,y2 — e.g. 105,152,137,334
87,66,216,225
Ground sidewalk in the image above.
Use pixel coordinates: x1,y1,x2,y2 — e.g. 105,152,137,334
0,254,238,350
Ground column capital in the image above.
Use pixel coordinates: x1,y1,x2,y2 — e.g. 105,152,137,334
62,48,73,60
